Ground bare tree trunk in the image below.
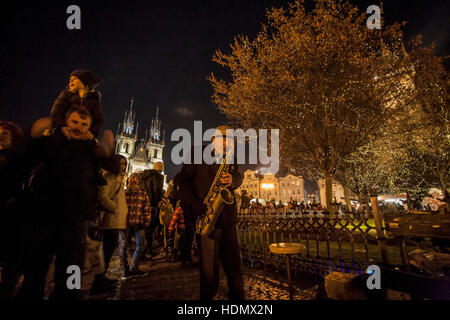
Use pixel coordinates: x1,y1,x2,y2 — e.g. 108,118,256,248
325,175,334,213
361,190,370,217
344,185,352,212
406,192,412,210
356,194,363,218
439,173,448,201
365,200,371,217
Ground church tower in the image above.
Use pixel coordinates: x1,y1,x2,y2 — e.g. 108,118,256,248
115,98,138,171
115,99,166,175
146,106,165,168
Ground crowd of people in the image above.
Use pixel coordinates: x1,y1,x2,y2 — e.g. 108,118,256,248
237,192,379,218
0,70,245,300
1,69,116,299
238,192,449,217
238,191,333,214
2,69,448,301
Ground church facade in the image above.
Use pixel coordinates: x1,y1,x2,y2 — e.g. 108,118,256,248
115,98,165,174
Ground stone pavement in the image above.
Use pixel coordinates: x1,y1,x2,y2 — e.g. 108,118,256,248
82,251,322,300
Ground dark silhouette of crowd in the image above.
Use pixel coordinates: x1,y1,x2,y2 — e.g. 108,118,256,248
240,198,327,214
5,69,445,301
0,70,169,300
0,70,244,301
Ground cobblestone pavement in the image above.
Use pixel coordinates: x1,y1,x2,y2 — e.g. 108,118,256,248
82,249,321,300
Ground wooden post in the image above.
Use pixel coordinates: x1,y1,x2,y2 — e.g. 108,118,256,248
369,189,389,264
286,255,294,300
400,237,411,272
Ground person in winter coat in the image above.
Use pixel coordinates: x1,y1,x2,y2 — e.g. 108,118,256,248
141,161,164,258
90,155,128,294
0,121,27,300
168,201,185,262
179,126,244,300
240,190,251,212
17,106,114,300
51,69,103,137
120,173,152,280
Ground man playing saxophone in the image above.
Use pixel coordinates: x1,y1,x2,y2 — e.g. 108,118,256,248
179,125,244,300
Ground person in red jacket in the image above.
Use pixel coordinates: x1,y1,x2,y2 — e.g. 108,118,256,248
168,201,185,262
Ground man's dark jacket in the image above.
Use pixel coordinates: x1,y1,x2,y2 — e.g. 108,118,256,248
0,146,28,262
179,145,243,228
141,169,164,208
26,129,110,221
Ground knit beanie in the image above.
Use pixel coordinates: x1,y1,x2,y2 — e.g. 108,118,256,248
70,69,102,88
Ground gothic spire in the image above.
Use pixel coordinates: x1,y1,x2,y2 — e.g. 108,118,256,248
116,122,121,136
122,97,136,136
149,106,162,141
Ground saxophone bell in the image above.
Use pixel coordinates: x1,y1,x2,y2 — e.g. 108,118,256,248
212,187,234,211
200,188,235,237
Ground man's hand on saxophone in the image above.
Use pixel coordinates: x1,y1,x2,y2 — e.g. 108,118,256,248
220,173,232,187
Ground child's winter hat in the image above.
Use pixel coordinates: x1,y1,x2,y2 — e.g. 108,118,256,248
70,69,102,88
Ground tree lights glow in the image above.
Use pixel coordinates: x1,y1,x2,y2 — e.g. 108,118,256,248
209,0,421,211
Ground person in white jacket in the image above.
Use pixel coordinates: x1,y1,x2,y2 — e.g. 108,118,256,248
90,155,128,294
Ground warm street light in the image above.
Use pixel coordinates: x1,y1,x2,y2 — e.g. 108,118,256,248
308,193,316,204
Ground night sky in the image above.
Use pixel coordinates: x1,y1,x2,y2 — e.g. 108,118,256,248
1,0,448,179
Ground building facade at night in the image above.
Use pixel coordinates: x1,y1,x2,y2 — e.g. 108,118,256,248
236,169,307,204
115,98,165,174
236,169,353,206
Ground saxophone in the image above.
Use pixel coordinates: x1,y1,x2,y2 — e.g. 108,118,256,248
196,149,235,237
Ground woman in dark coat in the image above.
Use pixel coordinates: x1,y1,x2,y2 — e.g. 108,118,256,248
0,121,27,299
